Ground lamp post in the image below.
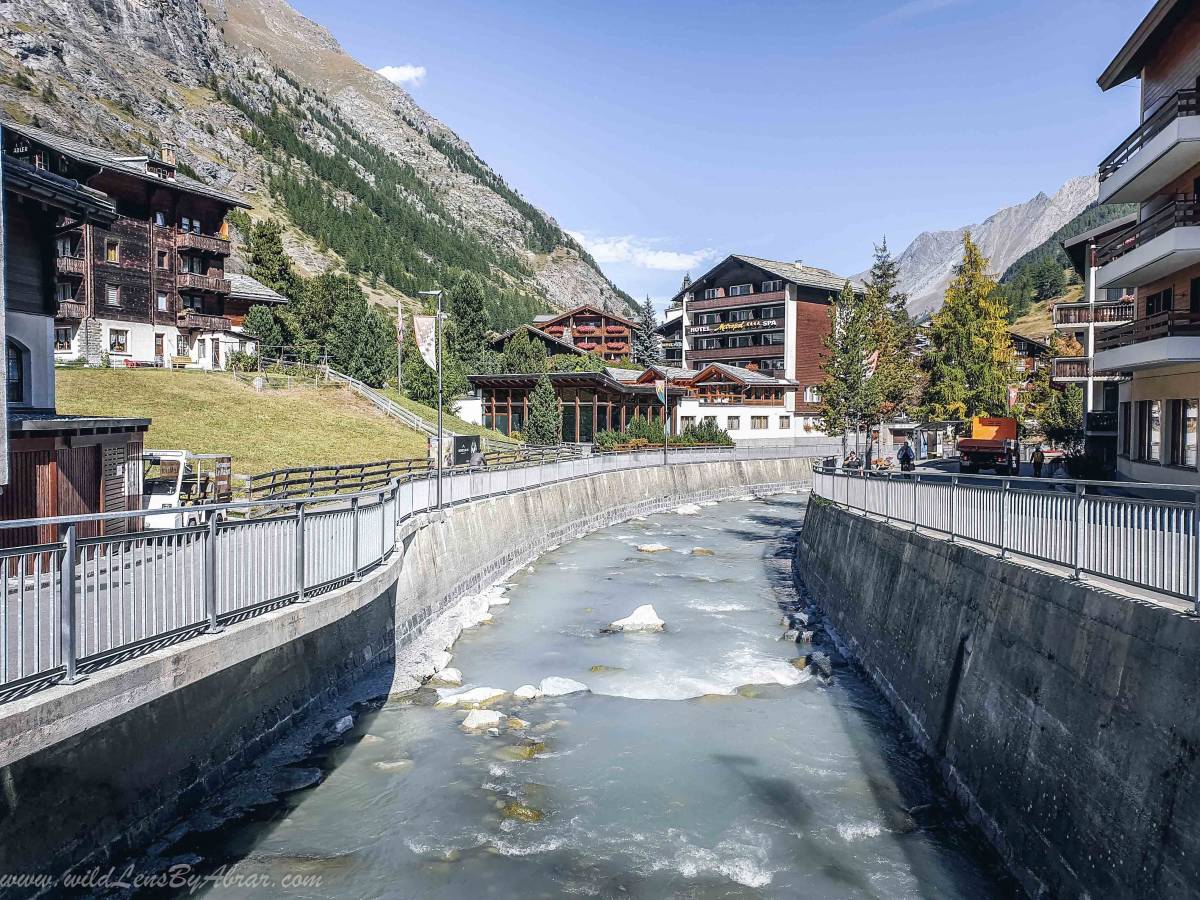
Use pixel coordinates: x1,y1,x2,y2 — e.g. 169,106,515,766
418,289,444,509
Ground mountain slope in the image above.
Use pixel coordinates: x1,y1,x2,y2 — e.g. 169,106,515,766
0,0,633,324
882,175,1099,318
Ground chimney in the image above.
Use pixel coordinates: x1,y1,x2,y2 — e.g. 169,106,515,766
160,142,177,166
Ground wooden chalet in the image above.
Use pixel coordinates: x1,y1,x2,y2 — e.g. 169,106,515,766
531,304,635,363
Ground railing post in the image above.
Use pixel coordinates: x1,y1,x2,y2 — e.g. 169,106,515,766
379,489,388,561
883,472,891,523
1073,481,1085,580
351,495,361,580
205,514,222,634
1193,492,1200,615
1000,478,1011,559
59,524,83,684
949,475,958,542
912,473,919,532
295,502,308,603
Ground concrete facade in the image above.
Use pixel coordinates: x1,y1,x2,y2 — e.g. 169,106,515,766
796,500,1200,898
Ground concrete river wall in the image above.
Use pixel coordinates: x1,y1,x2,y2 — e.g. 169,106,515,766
0,456,812,884
795,499,1200,899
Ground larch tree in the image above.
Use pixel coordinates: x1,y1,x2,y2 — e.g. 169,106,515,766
817,280,873,455
861,239,920,425
525,375,561,445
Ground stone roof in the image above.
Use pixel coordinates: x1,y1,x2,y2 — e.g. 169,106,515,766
228,273,288,305
604,366,642,383
673,254,864,301
700,362,798,386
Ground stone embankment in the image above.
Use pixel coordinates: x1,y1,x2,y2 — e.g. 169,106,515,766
795,498,1200,898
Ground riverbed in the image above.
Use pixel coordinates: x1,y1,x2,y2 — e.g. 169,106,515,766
151,493,1015,898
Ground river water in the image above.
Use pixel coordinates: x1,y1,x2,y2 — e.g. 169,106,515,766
150,493,1015,899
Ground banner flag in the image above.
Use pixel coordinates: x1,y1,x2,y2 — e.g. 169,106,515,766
413,315,438,370
863,349,880,379
655,379,667,405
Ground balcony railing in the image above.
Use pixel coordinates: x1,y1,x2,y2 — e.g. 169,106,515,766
55,255,86,277
55,300,86,321
1085,411,1118,435
1099,88,1199,183
1095,308,1200,351
176,231,231,255
686,345,785,362
177,309,232,332
1052,299,1136,326
688,289,787,312
177,272,231,294
1095,196,1200,268
1051,357,1091,380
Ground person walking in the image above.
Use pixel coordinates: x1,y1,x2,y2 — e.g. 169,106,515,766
1031,445,1045,478
897,441,915,472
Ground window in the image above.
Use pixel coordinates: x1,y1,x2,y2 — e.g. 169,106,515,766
156,292,169,313
728,308,754,322
6,341,25,404
1171,399,1198,467
55,236,77,258
762,332,785,345
1145,288,1173,316
761,279,783,292
1119,401,1131,456
1138,400,1162,461
803,385,821,403
109,329,129,354
703,288,719,300
726,416,740,430
156,250,169,269
180,216,201,234
177,335,189,357
727,284,752,297
54,327,73,351
181,255,204,274
105,240,120,263
680,416,696,428
697,337,720,350
55,282,73,303
182,295,203,311
779,416,791,429
703,415,717,426
154,211,167,227
696,312,720,325
197,339,207,359
105,283,120,306
751,416,768,430
31,150,45,171
760,305,784,319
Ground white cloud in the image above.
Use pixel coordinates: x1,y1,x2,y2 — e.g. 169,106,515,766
567,232,717,272
870,0,961,26
377,64,427,87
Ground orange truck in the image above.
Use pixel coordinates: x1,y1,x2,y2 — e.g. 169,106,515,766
957,416,1020,476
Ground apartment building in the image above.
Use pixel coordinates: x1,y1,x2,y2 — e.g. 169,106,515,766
661,254,861,430
1091,0,1200,483
0,120,280,372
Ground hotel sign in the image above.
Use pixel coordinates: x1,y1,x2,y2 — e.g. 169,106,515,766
689,318,779,335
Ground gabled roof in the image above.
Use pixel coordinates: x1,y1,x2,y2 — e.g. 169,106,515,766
1060,213,1137,276
1009,330,1051,353
0,118,249,208
634,365,700,384
2,154,116,224
692,362,797,386
488,323,585,356
606,366,643,383
1098,0,1187,90
535,303,636,329
228,273,288,305
674,254,864,301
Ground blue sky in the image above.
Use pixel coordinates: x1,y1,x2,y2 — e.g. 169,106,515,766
291,0,1150,308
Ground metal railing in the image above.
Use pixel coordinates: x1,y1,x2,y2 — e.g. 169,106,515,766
1095,196,1200,268
1094,306,1200,351
812,467,1200,608
0,444,811,700
1099,88,1199,183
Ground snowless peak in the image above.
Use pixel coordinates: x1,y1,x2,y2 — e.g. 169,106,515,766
609,604,666,633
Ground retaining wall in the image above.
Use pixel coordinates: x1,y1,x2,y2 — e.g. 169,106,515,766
0,456,813,884
796,499,1200,899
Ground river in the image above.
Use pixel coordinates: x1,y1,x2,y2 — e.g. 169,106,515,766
138,492,1016,898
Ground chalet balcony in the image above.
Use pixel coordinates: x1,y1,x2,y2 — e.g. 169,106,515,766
1093,309,1200,373
1050,357,1121,382
688,289,786,312
177,309,232,332
692,391,786,406
1098,89,1200,204
176,272,231,294
1095,197,1200,289
1051,299,1135,328
686,345,785,363
176,231,231,255
55,300,86,321
55,255,86,277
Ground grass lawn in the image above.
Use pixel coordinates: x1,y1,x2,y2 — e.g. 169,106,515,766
56,368,428,475
380,389,513,442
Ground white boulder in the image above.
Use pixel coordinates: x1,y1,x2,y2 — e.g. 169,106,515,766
637,543,671,553
431,667,463,687
539,676,589,696
514,684,544,700
609,604,666,633
461,710,506,731
675,503,702,515
333,715,354,734
434,686,508,709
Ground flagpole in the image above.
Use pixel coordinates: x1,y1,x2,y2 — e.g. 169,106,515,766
418,289,445,510
663,373,669,467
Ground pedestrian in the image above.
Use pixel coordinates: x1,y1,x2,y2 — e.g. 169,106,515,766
1031,445,1045,478
897,441,915,472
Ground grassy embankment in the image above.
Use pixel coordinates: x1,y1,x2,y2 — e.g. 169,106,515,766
56,368,428,475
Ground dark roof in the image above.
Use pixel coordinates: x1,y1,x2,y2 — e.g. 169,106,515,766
3,154,117,224
227,273,288,305
1009,330,1051,353
488,323,584,356
694,362,797,386
0,118,249,208
1060,213,1137,276
674,254,864,301
1098,0,1187,90
467,370,684,396
535,303,636,328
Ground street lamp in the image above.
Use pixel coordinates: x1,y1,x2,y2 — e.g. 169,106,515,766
418,289,445,510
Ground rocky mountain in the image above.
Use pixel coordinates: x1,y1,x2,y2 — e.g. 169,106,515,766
0,0,634,323
881,175,1098,318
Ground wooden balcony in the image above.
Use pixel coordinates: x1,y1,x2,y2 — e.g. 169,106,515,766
1052,300,1135,327
1099,88,1199,183
686,345,785,362
1094,308,1200,352
688,289,786,312
177,272,231,294
177,309,232,332
56,255,86,277
176,231,231,255
55,300,86,321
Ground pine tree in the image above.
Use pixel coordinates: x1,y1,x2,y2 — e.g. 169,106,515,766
922,233,1014,419
817,280,872,453
448,273,488,373
862,239,920,424
243,305,284,359
247,219,303,300
525,375,561,445
499,328,548,374
632,297,662,367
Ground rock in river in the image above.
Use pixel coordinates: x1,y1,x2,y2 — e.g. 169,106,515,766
430,667,463,687
461,710,506,731
539,676,589,696
514,684,544,700
675,503,702,515
637,543,671,553
691,547,715,556
435,687,508,709
608,604,666,633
